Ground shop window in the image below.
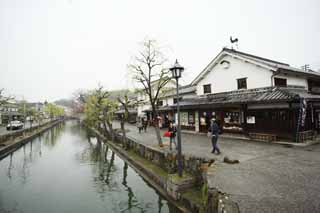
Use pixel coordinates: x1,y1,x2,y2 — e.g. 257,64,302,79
188,112,195,124
224,112,240,124
250,110,290,121
274,78,287,87
237,78,247,90
203,84,211,94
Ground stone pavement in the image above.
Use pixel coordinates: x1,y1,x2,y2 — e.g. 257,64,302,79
113,121,320,213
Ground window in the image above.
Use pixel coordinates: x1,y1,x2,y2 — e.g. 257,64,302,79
237,78,247,89
274,78,287,87
188,112,195,124
203,84,211,94
173,97,182,104
157,100,163,106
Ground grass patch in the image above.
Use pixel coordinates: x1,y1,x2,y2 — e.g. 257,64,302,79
181,189,204,206
168,173,194,184
127,150,168,178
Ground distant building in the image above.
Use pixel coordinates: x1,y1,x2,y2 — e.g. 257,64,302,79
0,101,23,125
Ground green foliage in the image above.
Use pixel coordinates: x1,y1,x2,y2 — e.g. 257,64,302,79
84,86,118,128
200,182,209,213
45,103,65,119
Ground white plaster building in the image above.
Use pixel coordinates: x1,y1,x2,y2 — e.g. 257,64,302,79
155,47,320,142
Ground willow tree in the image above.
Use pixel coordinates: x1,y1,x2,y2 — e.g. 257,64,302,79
44,103,65,120
128,39,171,146
84,86,117,139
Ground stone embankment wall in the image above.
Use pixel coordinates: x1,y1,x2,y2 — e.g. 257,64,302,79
114,133,211,183
87,125,240,213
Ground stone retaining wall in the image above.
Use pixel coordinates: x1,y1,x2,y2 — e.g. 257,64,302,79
114,133,213,186
88,125,240,213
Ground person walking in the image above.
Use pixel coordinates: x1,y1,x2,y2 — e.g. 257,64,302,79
142,117,148,132
137,117,143,134
168,121,177,150
210,117,221,154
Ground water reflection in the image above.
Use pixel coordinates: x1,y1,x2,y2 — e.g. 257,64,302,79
7,153,13,179
122,162,137,211
42,123,65,147
77,135,178,212
0,121,179,213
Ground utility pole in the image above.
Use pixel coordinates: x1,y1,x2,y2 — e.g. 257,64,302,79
301,64,310,72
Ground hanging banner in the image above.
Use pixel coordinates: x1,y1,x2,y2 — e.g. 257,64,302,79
296,98,307,142
301,99,307,127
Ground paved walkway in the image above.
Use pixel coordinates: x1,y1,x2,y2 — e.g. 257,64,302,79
113,121,320,213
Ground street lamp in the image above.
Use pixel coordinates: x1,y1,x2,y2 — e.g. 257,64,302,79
169,59,184,177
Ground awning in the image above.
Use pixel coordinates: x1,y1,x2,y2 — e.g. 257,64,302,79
115,109,137,114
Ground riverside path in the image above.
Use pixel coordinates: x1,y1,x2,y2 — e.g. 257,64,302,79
113,121,320,213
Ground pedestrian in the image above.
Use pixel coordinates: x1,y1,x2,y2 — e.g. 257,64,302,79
168,121,177,150
142,117,148,132
137,117,143,134
209,117,221,154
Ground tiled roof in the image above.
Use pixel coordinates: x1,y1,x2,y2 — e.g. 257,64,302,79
115,109,137,114
142,105,173,112
170,87,320,109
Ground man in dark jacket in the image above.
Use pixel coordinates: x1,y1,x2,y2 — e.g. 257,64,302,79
210,118,221,154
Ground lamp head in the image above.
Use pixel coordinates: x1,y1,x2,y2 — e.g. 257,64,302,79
169,59,184,79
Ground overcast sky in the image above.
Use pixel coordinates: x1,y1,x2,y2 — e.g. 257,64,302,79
1,0,319,102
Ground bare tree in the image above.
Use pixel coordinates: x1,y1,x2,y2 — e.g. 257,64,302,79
117,93,135,149
128,39,171,146
71,89,89,116
0,89,12,106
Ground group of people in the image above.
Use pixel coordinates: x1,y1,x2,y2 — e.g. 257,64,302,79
136,117,148,133
137,116,221,154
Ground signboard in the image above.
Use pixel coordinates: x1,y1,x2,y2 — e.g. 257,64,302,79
246,116,255,124
300,99,307,127
296,98,307,142
200,117,206,126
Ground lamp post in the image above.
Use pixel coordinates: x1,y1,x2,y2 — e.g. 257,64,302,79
169,59,184,177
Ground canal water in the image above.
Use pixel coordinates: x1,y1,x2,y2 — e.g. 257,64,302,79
0,121,179,213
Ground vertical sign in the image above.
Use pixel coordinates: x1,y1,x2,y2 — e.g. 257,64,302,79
296,98,307,142
301,99,307,127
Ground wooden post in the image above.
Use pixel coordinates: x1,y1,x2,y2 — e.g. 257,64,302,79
242,104,248,135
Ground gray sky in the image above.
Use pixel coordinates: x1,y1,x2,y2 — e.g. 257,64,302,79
1,0,319,102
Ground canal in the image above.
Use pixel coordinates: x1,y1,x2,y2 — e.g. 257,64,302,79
0,121,179,213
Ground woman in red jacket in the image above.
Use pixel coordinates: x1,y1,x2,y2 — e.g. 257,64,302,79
168,121,177,151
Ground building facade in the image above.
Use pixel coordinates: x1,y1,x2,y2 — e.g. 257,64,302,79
0,102,23,125
138,47,320,142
